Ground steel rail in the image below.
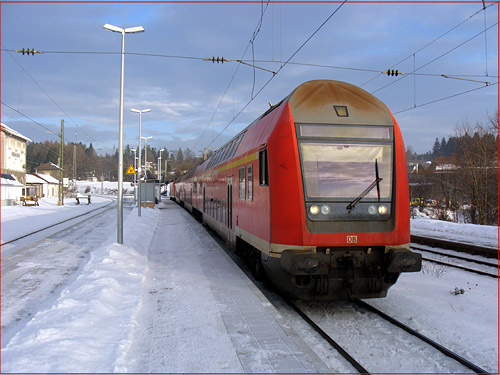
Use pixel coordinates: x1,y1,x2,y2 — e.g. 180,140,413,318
287,300,370,374
354,299,490,375
411,245,498,268
1,199,115,246
411,235,497,259
421,256,498,278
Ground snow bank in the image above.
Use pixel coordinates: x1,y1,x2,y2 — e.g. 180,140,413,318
1,207,161,373
411,215,498,249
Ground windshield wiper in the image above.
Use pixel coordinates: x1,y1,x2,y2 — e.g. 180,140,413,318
346,159,383,212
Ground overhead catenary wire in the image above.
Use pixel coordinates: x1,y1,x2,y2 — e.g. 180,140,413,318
205,0,347,149
393,82,498,115
2,44,96,144
236,59,497,80
360,2,497,89
1,101,70,142
192,1,273,153
370,19,499,95
5,47,495,81
1,103,64,162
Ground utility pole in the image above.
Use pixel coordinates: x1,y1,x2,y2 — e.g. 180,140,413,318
167,158,168,183
58,120,64,206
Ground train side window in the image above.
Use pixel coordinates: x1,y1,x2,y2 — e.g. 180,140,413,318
239,166,246,200
222,199,226,224
259,149,269,186
247,164,253,201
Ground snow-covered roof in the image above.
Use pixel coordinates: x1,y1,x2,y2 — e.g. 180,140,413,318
1,123,32,143
34,173,59,184
0,173,24,187
26,174,47,184
36,162,60,171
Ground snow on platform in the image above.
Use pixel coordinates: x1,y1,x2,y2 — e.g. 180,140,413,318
121,201,326,373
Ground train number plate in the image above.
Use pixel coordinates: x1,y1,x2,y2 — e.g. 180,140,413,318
347,235,358,243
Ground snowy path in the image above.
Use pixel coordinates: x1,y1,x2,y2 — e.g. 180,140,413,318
123,203,329,373
122,204,244,372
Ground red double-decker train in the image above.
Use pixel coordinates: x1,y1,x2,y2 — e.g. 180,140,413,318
169,80,421,300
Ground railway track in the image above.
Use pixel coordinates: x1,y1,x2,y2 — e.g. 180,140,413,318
411,235,497,259
289,299,489,374
211,224,493,373
411,245,498,278
1,199,116,247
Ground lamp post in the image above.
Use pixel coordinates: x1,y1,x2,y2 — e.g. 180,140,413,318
158,148,165,182
141,136,152,180
131,108,150,217
103,23,144,244
131,148,137,203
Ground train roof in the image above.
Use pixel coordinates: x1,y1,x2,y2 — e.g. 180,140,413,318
287,80,393,126
179,80,393,180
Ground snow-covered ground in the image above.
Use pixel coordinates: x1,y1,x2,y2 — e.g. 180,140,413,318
74,180,132,196
411,210,498,249
1,196,113,245
0,191,498,373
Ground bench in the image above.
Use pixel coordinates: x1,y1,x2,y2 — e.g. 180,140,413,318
75,195,91,205
20,196,39,206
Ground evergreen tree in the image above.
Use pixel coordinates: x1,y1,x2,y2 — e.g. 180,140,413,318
176,148,184,163
432,138,440,156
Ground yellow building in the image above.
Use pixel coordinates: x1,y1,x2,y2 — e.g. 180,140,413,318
1,123,32,185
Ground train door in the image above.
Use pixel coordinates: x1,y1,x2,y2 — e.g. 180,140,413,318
203,187,206,213
227,176,233,229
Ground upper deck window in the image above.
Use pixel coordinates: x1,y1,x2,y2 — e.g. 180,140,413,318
299,124,392,140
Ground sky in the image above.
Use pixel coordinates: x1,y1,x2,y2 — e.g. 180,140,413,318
1,1,498,158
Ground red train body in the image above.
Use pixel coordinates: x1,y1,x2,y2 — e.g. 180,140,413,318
170,80,421,300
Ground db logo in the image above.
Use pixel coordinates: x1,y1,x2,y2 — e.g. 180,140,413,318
347,235,358,243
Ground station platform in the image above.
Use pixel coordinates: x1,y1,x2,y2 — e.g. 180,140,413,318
124,200,332,373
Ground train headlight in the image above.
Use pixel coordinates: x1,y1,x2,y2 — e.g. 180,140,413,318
368,205,377,215
378,205,388,215
310,205,320,215
321,205,330,215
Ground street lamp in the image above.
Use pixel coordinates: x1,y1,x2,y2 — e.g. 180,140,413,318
131,148,137,203
131,108,151,217
158,148,165,182
141,136,152,180
103,23,144,244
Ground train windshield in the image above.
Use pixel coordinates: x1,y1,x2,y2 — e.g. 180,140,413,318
298,125,393,200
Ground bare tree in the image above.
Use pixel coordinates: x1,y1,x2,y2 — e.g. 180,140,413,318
455,121,497,224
